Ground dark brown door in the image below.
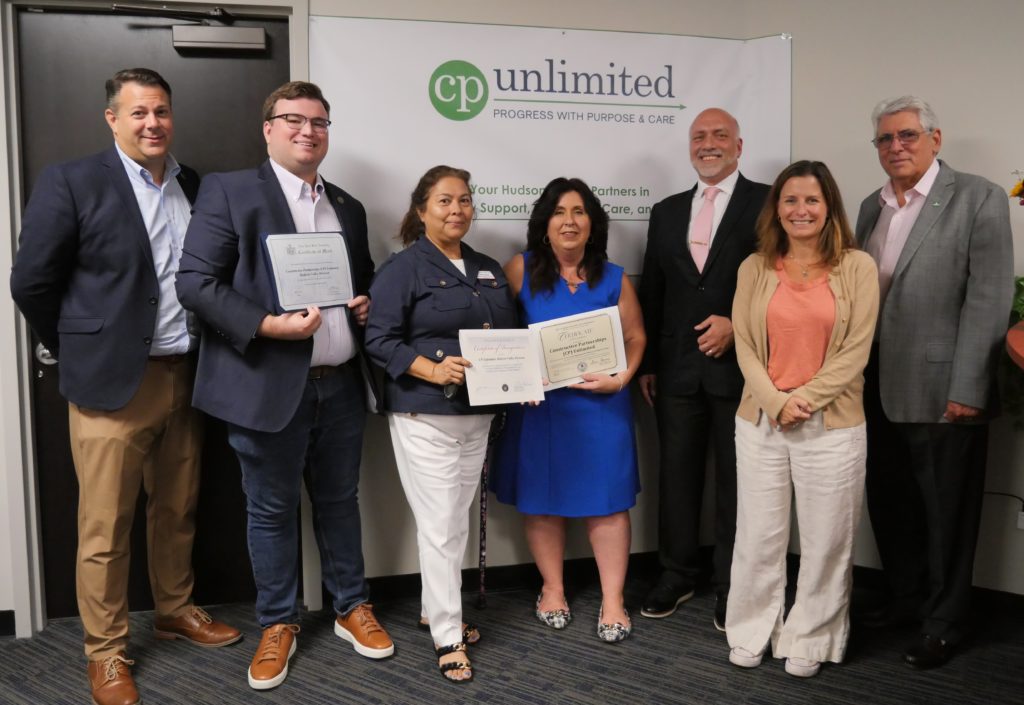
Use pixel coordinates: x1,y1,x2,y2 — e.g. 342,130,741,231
16,6,290,618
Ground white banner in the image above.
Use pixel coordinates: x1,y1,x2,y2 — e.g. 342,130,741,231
310,17,791,273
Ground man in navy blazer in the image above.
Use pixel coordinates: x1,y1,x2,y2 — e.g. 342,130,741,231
10,68,240,705
175,81,392,691
638,108,769,629
856,96,1013,669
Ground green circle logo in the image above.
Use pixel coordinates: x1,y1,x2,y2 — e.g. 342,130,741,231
429,60,488,121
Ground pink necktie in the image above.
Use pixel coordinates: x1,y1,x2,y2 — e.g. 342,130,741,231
689,186,720,273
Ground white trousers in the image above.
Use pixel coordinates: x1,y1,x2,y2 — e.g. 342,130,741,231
388,412,493,647
727,411,866,663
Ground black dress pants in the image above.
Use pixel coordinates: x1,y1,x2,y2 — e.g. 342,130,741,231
864,352,988,644
654,383,739,595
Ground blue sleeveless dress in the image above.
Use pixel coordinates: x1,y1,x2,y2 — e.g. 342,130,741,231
492,256,640,517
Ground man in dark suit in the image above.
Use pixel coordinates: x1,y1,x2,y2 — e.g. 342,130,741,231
10,68,240,705
856,96,1013,669
176,81,392,691
638,108,769,629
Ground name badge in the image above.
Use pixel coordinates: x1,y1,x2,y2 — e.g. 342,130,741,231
477,270,495,280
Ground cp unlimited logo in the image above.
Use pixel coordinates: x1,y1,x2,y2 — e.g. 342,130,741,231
429,57,681,122
429,60,488,121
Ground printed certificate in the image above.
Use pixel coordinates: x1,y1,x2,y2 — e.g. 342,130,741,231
459,329,545,406
528,306,626,391
264,232,353,311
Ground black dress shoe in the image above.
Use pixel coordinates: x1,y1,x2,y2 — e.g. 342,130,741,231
713,594,727,632
641,576,695,619
903,634,951,669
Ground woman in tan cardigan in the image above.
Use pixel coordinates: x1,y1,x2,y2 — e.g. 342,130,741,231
725,161,879,678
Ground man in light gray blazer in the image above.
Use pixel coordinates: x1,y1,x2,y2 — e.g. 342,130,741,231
856,96,1014,669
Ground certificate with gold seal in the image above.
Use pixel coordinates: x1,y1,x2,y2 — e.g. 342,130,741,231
528,306,626,391
263,232,353,311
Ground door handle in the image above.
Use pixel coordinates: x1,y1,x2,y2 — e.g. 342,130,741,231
35,343,57,366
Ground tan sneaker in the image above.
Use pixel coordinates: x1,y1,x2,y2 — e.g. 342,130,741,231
87,655,140,705
247,624,299,690
334,603,394,658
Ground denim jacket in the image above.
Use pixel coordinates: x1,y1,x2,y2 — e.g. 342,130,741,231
365,236,517,414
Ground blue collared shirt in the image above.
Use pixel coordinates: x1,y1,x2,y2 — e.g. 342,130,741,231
114,143,192,354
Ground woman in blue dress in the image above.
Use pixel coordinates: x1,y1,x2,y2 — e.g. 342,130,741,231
494,177,646,642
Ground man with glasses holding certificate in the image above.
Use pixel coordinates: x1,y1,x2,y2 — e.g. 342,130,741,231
176,81,392,691
856,96,1013,669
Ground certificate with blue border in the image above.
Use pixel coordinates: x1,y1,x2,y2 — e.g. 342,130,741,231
263,232,353,311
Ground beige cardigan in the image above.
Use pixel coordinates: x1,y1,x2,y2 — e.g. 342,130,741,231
732,249,879,429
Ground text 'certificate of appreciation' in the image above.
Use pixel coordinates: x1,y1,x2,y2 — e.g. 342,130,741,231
528,306,626,391
459,329,545,406
264,232,353,311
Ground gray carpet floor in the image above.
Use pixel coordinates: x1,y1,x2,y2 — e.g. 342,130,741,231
1,581,1022,704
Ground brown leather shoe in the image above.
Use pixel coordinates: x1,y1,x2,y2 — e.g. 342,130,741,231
154,605,242,647
248,624,300,690
334,603,394,659
87,655,140,705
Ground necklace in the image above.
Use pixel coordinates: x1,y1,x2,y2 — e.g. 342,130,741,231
786,254,821,281
561,275,583,293
560,261,585,293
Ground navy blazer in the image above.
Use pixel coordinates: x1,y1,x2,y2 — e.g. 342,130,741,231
365,236,517,415
175,160,375,433
638,173,769,397
10,146,200,411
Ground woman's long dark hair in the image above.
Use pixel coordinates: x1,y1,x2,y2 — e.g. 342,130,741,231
525,177,608,294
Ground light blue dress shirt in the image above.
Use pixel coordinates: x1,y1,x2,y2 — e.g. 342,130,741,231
114,143,192,355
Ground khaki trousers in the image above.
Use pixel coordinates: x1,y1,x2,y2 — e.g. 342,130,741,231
68,357,202,660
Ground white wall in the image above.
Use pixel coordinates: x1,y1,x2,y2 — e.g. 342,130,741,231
1,0,1022,634
731,0,1024,586
313,0,1024,591
0,0,45,635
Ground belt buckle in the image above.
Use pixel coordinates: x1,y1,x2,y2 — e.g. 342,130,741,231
309,365,335,380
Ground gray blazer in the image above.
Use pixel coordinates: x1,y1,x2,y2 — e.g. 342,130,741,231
855,160,1014,423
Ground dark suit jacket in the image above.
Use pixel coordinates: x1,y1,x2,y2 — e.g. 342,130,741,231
175,160,375,433
639,173,769,397
855,160,1014,422
10,146,200,411
365,236,517,415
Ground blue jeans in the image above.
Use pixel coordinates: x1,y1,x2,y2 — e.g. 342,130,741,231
228,364,369,626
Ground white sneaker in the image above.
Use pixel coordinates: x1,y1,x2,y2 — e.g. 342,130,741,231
729,646,764,668
785,657,821,678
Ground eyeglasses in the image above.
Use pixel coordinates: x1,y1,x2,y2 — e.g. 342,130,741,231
871,129,931,150
268,113,331,132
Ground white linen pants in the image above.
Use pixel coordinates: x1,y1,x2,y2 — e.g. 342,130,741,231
388,412,493,647
727,411,866,663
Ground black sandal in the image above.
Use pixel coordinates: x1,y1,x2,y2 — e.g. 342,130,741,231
435,642,473,683
418,619,481,644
